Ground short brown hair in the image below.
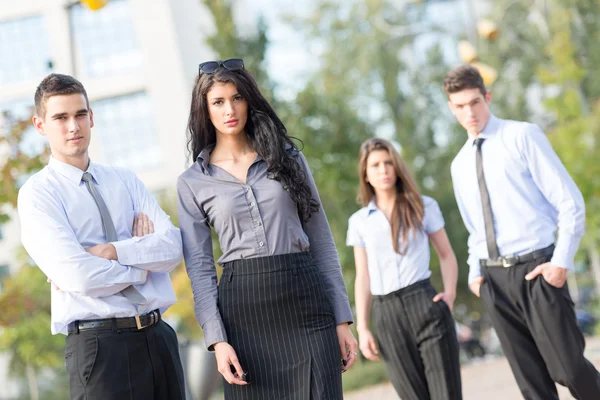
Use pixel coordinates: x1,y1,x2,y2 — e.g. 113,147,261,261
34,73,89,118
443,65,486,96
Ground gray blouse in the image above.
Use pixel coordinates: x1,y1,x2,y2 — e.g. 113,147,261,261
177,145,353,349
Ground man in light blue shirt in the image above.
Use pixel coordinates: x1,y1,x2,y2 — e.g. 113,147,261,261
18,73,185,399
445,65,600,399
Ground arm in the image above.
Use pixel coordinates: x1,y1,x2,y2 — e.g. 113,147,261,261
451,163,482,292
110,171,183,273
353,246,380,361
177,177,227,350
18,182,147,297
521,126,585,270
429,228,458,310
297,153,354,325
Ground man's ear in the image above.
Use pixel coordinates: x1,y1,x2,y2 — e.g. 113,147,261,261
32,115,46,136
485,91,492,104
89,108,94,128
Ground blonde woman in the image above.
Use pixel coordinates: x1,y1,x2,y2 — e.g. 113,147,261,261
347,138,462,400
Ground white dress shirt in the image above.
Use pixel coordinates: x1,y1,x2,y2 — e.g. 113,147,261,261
18,157,182,334
346,196,445,295
451,115,585,284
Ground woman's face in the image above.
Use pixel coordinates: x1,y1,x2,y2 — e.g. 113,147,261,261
206,81,248,138
365,149,397,193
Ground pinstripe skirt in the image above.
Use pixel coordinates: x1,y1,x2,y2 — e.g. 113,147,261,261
372,278,462,400
218,252,343,400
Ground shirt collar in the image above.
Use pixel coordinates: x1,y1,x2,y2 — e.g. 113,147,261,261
468,114,500,146
367,198,378,216
48,156,99,185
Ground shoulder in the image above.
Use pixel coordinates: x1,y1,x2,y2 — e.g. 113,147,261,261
177,161,204,187
349,207,370,222
421,195,439,209
498,118,544,143
19,167,51,201
450,140,472,173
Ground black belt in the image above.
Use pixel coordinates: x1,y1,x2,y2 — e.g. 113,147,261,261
480,245,555,268
67,309,161,335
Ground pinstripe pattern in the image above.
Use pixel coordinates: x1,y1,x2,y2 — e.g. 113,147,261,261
372,279,462,400
218,252,342,399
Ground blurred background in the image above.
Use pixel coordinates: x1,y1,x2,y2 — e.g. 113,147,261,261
0,0,599,398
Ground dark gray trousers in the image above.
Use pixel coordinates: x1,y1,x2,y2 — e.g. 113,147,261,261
65,320,185,400
373,279,462,400
481,255,600,400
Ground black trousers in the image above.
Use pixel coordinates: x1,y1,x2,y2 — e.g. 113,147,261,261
65,319,185,400
218,252,343,400
481,255,600,400
372,279,462,400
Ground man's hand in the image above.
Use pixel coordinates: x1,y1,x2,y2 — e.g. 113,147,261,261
433,291,456,311
132,212,154,237
469,277,485,297
525,262,567,288
85,243,118,260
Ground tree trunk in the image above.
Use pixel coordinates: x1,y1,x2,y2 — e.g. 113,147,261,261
25,364,38,400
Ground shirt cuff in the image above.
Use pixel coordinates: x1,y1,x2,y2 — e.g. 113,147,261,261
332,298,354,326
551,236,580,271
202,319,229,352
112,238,138,266
467,256,482,285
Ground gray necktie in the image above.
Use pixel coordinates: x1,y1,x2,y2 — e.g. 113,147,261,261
475,138,500,260
82,172,146,305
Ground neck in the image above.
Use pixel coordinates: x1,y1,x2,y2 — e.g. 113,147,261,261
213,132,253,158
374,189,397,211
54,153,89,171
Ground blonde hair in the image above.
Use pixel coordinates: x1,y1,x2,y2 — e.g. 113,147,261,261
357,138,424,254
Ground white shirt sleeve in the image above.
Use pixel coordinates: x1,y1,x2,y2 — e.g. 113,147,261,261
346,213,366,247
110,170,183,273
18,181,148,298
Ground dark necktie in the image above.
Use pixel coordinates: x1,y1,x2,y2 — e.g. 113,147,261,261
82,172,147,305
475,138,500,260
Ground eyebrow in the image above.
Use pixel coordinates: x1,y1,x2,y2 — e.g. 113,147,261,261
208,93,242,101
451,98,480,107
50,109,88,119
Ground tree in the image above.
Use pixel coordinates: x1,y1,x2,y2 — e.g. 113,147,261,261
0,113,59,399
289,0,472,303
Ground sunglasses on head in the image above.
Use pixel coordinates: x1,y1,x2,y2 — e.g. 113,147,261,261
198,58,245,74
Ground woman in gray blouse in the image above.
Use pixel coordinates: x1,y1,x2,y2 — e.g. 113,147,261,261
347,138,462,400
176,58,358,399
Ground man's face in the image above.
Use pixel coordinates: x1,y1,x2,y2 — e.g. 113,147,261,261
448,88,491,136
33,93,93,167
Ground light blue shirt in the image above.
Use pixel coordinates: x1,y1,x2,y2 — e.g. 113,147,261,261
451,115,585,284
18,157,183,334
346,195,445,295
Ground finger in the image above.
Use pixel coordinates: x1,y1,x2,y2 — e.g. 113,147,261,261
369,337,379,355
433,293,444,302
345,349,358,369
148,218,155,234
230,358,248,385
142,213,150,235
47,278,51,283
132,214,138,237
525,265,543,280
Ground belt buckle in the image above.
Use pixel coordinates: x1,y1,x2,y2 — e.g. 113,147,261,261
135,312,153,330
502,258,513,268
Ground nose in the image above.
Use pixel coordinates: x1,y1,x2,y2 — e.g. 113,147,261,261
68,117,80,133
224,101,234,116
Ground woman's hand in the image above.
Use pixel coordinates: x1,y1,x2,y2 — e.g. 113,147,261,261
214,342,248,385
336,323,359,372
357,328,380,361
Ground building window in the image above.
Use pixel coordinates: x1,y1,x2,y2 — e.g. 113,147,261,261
70,0,143,78
92,92,161,171
0,15,53,86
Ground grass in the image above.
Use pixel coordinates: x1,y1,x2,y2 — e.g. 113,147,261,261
342,358,390,392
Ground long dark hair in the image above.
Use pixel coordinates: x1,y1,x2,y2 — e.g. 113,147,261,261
357,138,424,254
187,67,319,222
